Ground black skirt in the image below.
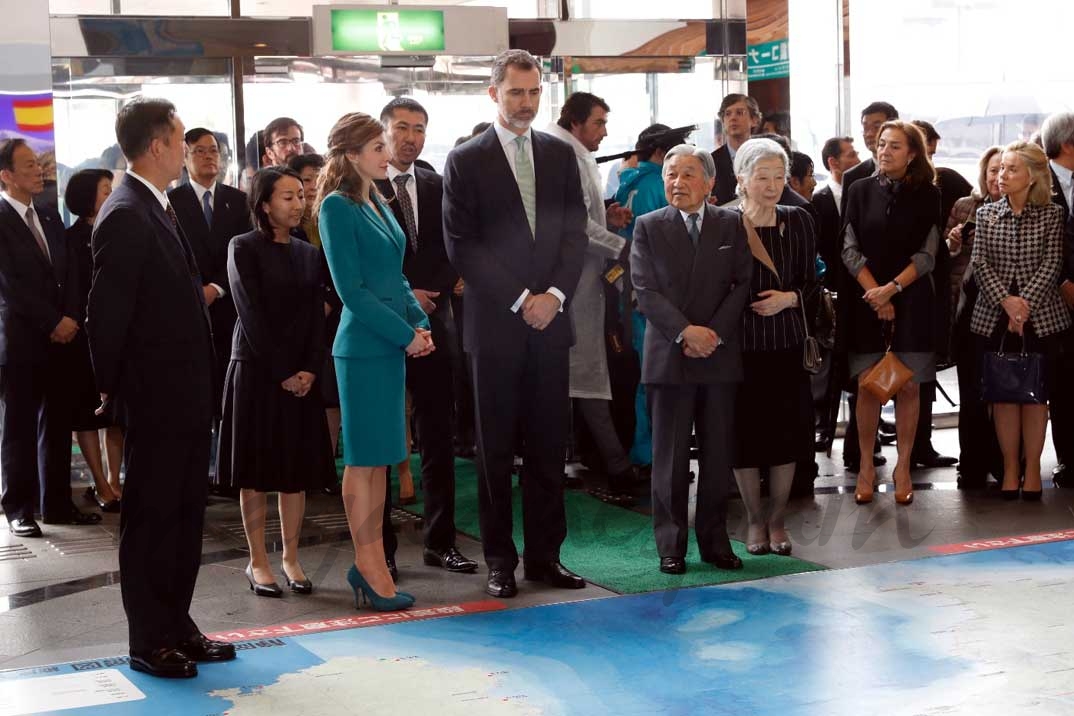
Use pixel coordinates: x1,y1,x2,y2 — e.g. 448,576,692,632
733,347,813,468
214,359,337,492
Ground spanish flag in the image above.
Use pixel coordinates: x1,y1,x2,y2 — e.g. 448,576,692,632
13,97,53,133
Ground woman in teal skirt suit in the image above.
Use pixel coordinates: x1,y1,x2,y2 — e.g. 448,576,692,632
317,112,434,611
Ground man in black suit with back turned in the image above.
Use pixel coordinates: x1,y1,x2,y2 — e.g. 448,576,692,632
88,98,235,679
710,93,762,204
376,96,478,576
168,128,252,415
1041,112,1074,487
443,49,588,599
0,139,99,537
630,145,752,575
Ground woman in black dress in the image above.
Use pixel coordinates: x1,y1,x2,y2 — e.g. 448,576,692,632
841,121,942,505
730,139,818,556
215,167,335,597
63,169,122,512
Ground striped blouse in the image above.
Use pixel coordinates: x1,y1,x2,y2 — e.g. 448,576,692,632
739,205,819,352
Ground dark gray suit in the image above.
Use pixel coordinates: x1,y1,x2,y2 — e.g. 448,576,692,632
630,204,752,559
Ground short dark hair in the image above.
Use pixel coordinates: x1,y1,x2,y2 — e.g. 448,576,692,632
491,49,539,86
557,91,610,131
288,153,324,174
789,151,814,181
63,168,113,218
756,132,792,156
0,138,29,180
249,166,303,236
635,124,690,162
821,136,853,170
910,119,940,144
861,101,899,121
380,97,429,125
764,110,791,137
245,131,265,168
115,97,178,161
471,122,491,137
263,117,304,146
184,127,216,146
719,93,762,121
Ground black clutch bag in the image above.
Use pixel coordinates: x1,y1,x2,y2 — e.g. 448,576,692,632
980,331,1048,405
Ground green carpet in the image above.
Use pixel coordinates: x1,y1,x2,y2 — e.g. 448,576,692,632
368,456,825,595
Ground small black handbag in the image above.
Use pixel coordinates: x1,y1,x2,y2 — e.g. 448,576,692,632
980,331,1048,405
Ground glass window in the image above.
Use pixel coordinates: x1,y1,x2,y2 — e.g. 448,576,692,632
241,0,549,18
50,0,230,14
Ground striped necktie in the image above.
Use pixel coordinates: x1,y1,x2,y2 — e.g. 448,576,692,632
24,207,50,263
513,134,536,237
201,189,213,228
393,174,419,253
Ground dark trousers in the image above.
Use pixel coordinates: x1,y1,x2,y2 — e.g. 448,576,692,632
209,298,236,419
120,428,210,653
955,350,1002,480
470,336,569,572
1050,338,1074,467
912,381,938,456
648,382,735,560
0,352,74,522
451,294,475,447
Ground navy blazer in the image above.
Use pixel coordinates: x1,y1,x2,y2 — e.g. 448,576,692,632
88,177,214,434
168,181,252,290
630,204,753,385
0,197,78,365
442,125,587,354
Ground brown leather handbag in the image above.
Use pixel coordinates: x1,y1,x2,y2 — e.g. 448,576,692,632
859,322,913,402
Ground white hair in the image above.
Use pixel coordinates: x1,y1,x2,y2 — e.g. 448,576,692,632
733,137,789,198
663,144,716,180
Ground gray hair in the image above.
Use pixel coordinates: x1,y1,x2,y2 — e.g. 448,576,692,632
733,137,789,198
1040,112,1074,160
663,144,715,180
491,49,540,87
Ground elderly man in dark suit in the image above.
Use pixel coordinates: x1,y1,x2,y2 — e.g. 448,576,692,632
0,138,97,537
443,49,588,599
89,98,235,679
630,144,752,575
376,96,477,576
168,127,252,413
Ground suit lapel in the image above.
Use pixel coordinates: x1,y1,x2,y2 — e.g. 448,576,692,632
687,206,724,299
0,199,53,273
658,207,696,281
38,206,65,278
361,198,404,257
482,127,533,243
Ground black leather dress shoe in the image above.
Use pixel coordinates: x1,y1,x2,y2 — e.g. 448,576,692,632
486,569,518,598
814,433,833,452
912,451,958,468
423,546,479,573
177,634,236,662
523,561,586,589
843,453,887,471
704,553,744,570
42,507,101,525
659,556,686,574
83,486,121,513
563,472,585,489
386,556,399,583
129,648,197,678
1053,464,1073,488
8,517,41,538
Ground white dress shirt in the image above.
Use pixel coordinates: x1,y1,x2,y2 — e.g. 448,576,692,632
189,179,225,298
492,121,565,314
828,178,843,216
1,191,50,261
386,163,419,234
124,170,170,211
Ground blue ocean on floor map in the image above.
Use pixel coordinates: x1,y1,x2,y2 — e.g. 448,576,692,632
4,541,1074,715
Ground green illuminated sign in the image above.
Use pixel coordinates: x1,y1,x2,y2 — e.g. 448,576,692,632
330,9,446,53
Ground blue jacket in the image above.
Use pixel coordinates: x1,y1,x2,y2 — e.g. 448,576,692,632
615,161,667,239
319,191,428,359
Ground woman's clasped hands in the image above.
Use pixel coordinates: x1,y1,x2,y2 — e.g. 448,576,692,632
406,328,436,358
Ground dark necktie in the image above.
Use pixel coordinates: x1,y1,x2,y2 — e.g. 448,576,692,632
201,189,213,228
687,212,700,248
165,203,198,276
24,207,50,263
393,174,418,253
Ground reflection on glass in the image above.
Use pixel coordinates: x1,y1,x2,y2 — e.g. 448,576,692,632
50,0,229,14
241,0,549,19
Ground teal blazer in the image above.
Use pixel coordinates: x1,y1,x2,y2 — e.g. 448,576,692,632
319,191,429,358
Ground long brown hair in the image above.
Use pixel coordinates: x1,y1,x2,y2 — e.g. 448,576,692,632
879,120,935,188
313,112,385,217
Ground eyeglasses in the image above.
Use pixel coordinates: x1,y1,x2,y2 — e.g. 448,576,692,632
191,147,220,157
273,138,304,149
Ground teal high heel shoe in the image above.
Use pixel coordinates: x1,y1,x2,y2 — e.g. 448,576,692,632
346,565,415,611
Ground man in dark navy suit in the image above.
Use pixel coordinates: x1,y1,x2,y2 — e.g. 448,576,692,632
376,97,478,577
89,98,235,678
443,50,588,599
0,138,97,537
168,127,252,410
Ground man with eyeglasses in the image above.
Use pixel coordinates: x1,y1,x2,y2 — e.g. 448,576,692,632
168,128,252,426
263,117,305,167
710,94,762,204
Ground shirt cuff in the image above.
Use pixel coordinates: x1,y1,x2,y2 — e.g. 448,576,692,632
511,289,531,313
209,282,226,298
547,287,566,312
675,330,684,344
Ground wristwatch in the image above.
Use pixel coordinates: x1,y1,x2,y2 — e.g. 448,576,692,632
892,279,903,293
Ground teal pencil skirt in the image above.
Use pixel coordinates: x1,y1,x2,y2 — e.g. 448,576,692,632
336,355,407,467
